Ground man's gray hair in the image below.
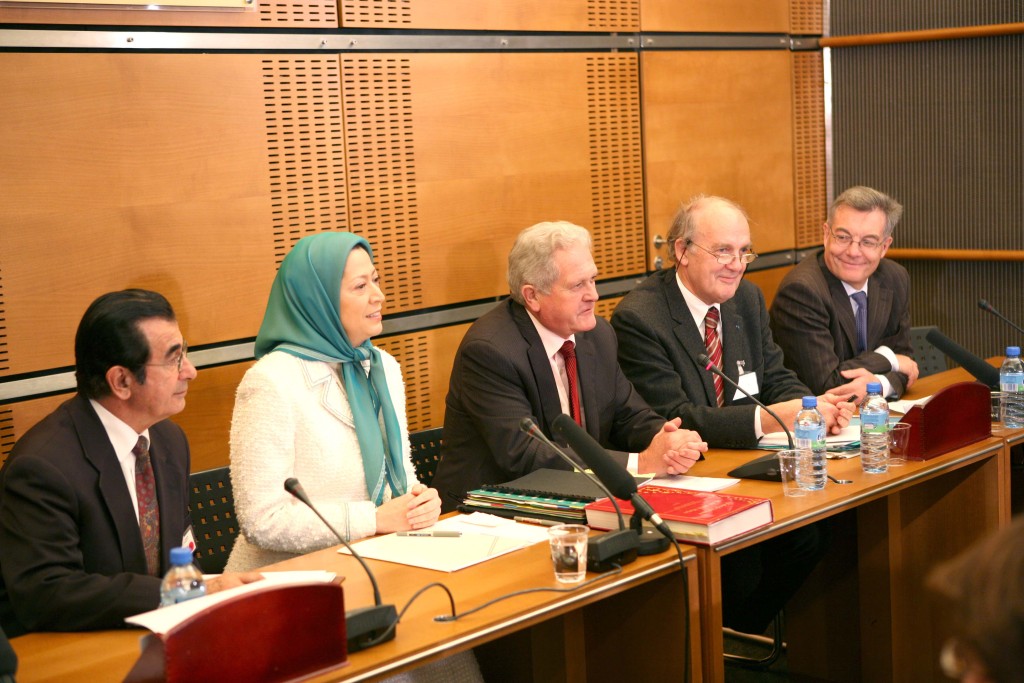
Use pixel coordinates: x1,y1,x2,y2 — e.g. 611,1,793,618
828,186,904,238
508,221,592,305
666,195,749,264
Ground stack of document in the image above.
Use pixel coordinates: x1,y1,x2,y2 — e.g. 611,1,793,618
758,424,861,452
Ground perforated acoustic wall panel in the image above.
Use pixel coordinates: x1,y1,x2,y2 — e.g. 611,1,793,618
342,56,422,313
0,0,337,27
340,0,638,31
375,324,471,431
789,0,823,35
263,57,348,263
587,55,646,276
792,51,826,248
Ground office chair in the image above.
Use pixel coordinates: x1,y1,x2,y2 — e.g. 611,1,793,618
409,427,444,486
911,325,949,378
188,466,239,574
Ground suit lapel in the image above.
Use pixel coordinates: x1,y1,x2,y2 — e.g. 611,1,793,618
719,298,745,399
662,272,719,408
573,331,603,441
819,254,859,353
70,396,149,575
510,303,565,431
303,359,355,428
866,276,894,348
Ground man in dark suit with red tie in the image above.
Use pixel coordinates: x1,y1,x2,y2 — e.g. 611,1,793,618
0,289,259,637
770,186,919,400
611,196,849,635
433,221,708,512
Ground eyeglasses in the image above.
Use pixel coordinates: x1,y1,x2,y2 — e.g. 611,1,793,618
145,341,188,373
826,225,886,251
688,241,758,265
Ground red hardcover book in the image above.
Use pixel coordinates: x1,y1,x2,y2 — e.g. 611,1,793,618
584,485,773,546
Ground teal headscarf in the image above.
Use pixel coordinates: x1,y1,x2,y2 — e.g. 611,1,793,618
255,232,407,505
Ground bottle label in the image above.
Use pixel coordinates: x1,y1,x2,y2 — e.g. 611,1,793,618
861,413,888,434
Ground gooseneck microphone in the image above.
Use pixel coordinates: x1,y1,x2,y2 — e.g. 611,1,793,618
697,353,788,482
519,418,639,571
924,328,999,389
284,478,398,652
550,414,674,545
698,353,794,449
979,298,1024,337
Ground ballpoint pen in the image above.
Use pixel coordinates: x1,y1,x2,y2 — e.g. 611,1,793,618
513,516,559,527
396,530,462,537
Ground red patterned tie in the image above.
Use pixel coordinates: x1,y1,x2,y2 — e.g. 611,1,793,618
559,340,582,425
134,436,161,576
704,307,725,407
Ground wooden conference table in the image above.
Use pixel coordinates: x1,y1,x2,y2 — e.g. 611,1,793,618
687,366,1016,682
10,526,700,682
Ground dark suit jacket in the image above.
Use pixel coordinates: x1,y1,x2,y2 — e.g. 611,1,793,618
0,394,192,636
611,269,808,449
769,251,913,397
433,300,665,511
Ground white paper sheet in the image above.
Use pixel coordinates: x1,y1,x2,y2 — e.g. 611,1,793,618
125,571,337,634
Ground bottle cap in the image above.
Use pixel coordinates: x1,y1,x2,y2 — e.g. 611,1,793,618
802,396,817,408
866,381,882,394
169,546,195,565
1007,346,1021,356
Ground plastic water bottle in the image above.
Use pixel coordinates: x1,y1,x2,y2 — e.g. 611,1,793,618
1001,346,1024,428
159,546,206,607
860,382,889,473
794,396,826,490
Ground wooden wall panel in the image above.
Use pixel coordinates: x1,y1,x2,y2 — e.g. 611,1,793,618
340,0,639,30
172,362,253,473
0,53,348,376
0,0,337,27
641,50,796,260
745,264,794,309
1,396,66,467
343,52,646,311
641,0,789,32
376,323,472,432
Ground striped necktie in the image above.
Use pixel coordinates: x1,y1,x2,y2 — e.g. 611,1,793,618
704,307,725,407
559,340,582,425
851,291,868,354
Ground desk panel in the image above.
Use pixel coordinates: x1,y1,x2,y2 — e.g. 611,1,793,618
11,534,699,682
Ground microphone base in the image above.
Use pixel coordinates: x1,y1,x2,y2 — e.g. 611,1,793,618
346,604,398,653
728,452,783,482
586,529,640,572
635,527,671,555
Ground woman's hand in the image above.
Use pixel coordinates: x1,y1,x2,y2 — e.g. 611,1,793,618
374,483,442,534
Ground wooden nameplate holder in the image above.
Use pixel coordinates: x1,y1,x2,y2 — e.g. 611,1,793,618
125,580,348,683
897,381,991,460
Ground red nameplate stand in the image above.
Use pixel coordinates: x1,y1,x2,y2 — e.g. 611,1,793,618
125,580,348,683
898,381,991,460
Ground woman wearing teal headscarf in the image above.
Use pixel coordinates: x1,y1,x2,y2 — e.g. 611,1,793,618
225,232,442,572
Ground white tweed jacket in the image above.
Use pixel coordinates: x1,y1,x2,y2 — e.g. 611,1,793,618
224,350,415,572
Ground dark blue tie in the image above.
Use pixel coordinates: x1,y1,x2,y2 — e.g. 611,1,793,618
851,291,868,354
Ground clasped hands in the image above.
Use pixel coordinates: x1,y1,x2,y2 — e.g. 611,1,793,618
638,417,708,476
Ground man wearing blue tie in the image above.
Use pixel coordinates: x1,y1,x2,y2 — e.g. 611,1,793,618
770,186,919,400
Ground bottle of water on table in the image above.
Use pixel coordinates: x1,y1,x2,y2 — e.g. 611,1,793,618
159,546,207,607
794,395,826,490
860,382,889,473
1000,345,1024,428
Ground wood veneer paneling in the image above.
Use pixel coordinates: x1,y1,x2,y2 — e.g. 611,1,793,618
641,50,796,260
0,0,337,27
340,0,639,30
793,51,826,248
640,0,789,32
0,53,350,376
343,52,646,310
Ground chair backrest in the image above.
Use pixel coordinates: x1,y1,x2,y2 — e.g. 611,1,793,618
911,325,949,378
188,466,238,574
409,427,443,486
